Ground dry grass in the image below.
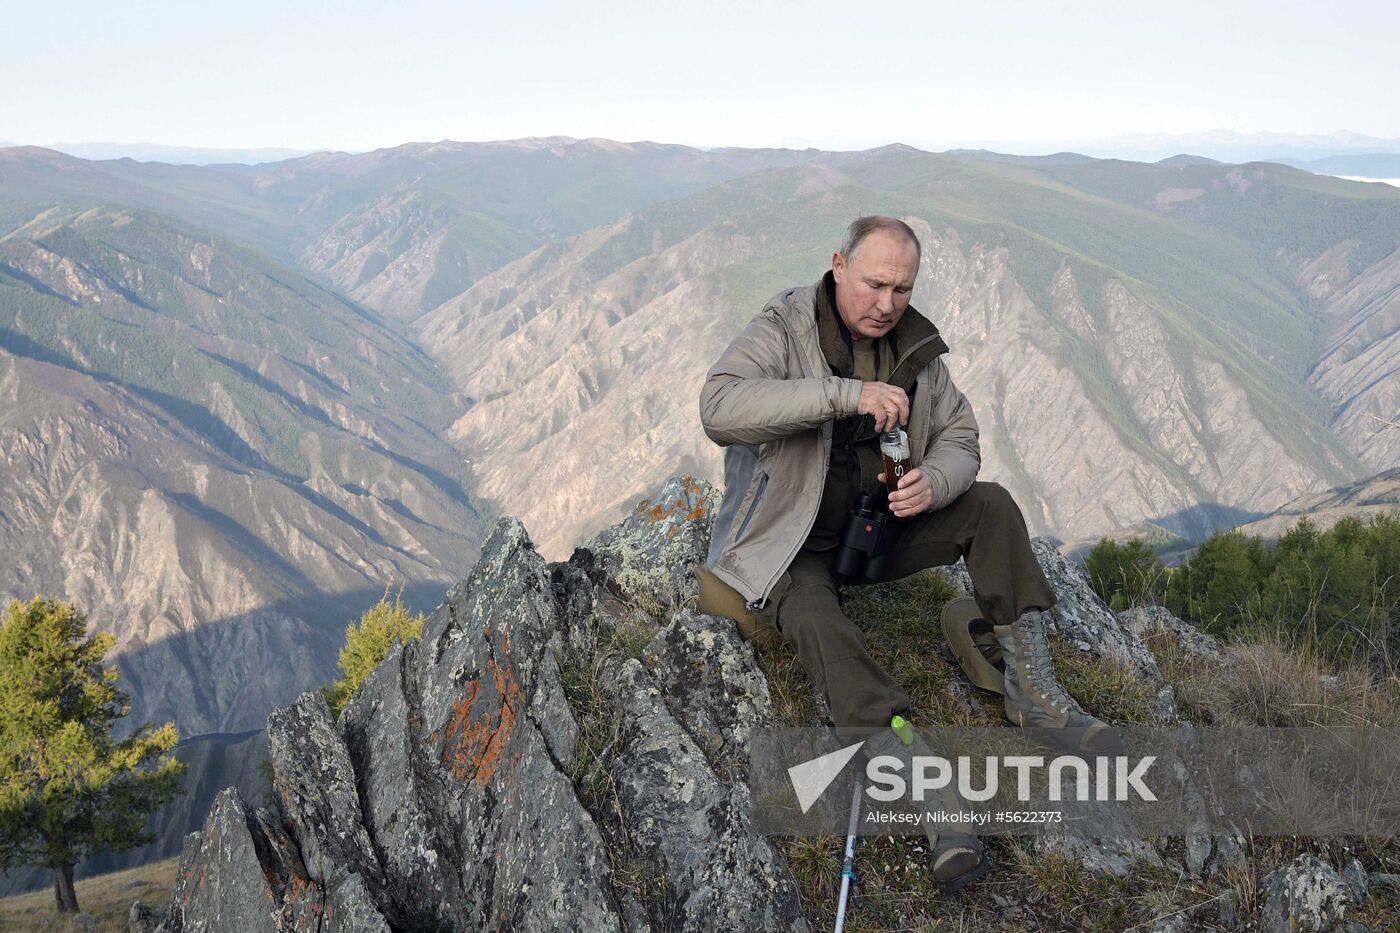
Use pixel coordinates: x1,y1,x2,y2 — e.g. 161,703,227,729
1050,644,1158,725
755,573,1400,930
1148,630,1400,728
0,857,177,931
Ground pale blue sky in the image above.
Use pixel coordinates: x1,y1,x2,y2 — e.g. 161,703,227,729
3,0,1396,151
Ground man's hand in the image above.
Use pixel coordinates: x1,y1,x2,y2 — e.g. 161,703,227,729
879,468,935,518
858,382,909,432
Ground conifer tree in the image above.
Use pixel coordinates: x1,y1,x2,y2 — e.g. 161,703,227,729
0,597,184,913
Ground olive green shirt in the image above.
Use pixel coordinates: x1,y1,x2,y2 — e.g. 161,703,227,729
806,274,894,551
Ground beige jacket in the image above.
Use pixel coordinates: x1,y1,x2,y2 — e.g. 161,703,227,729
699,279,980,607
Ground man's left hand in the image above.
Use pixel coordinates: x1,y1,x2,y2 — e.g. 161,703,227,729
879,468,935,518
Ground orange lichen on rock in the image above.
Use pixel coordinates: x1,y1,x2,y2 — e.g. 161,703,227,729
432,643,522,786
645,492,707,525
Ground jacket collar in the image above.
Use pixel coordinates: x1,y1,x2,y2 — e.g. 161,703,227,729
810,271,949,392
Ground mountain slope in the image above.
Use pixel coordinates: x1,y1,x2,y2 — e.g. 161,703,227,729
0,205,485,734
415,150,1379,557
0,139,821,318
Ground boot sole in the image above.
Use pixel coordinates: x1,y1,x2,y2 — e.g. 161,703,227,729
1005,719,1124,757
941,596,1006,695
935,852,993,896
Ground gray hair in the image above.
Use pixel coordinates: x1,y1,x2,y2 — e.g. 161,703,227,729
839,215,922,266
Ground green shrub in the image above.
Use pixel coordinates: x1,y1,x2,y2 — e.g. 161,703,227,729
323,587,425,718
1083,537,1168,610
1165,516,1400,665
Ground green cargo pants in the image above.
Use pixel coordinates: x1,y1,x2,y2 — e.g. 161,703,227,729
756,481,1056,729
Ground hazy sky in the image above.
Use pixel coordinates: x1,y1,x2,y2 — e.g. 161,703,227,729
3,0,1396,151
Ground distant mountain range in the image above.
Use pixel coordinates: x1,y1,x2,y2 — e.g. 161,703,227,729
2,133,1398,898
0,142,319,165
13,128,1400,170
917,129,1400,166
1,135,1398,734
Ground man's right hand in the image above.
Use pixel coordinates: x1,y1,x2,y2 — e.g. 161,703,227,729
858,382,910,432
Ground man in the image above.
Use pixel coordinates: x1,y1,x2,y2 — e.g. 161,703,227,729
697,216,1111,893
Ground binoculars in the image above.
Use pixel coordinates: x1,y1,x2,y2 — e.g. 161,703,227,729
831,492,901,581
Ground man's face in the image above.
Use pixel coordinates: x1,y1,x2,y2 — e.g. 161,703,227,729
831,230,918,341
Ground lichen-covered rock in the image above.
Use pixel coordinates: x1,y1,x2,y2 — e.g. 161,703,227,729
339,644,469,927
1036,831,1164,877
158,789,280,932
641,610,777,781
583,476,718,612
410,519,623,931
147,482,813,932
128,900,154,933
145,476,1251,930
597,653,806,932
1118,605,1222,660
266,691,389,917
1261,854,1354,932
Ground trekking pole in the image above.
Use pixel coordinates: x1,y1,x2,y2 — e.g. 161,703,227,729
834,777,862,933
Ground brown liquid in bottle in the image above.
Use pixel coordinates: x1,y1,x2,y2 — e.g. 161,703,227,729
879,429,912,498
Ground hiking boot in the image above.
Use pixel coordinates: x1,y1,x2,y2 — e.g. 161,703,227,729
941,596,1005,695
864,717,992,894
994,611,1120,756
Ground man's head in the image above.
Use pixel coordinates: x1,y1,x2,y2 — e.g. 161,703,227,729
831,216,921,341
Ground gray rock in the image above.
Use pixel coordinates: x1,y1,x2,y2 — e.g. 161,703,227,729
127,901,154,933
150,476,1257,930
1342,858,1370,902
411,519,624,931
1119,605,1222,660
1370,871,1400,891
582,476,719,613
67,912,95,931
266,691,388,902
1036,832,1164,877
597,653,806,931
1261,854,1354,932
641,610,777,781
340,643,470,927
1030,539,1169,685
1146,912,1189,933
158,789,281,932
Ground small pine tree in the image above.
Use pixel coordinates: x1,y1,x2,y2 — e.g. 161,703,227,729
1083,537,1167,611
1165,516,1400,664
0,597,185,913
323,587,426,718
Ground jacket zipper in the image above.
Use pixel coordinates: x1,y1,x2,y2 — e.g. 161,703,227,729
748,332,943,609
734,472,768,542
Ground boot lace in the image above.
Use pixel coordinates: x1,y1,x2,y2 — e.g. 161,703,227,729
1019,614,1079,715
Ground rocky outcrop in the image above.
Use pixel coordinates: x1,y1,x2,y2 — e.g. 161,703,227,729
1259,854,1358,932
136,478,805,932
1118,605,1222,660
134,477,1360,930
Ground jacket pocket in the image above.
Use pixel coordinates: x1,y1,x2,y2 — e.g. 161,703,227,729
733,471,768,543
